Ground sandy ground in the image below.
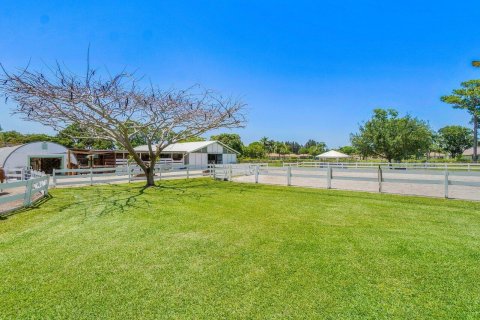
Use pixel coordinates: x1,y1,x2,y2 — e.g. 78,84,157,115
0,186,45,214
232,168,480,201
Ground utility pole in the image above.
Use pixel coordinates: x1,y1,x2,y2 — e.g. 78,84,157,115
472,61,480,162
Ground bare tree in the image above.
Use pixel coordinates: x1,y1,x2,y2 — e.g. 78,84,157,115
0,63,246,186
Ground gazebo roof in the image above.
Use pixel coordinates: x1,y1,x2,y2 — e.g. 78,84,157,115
316,150,350,159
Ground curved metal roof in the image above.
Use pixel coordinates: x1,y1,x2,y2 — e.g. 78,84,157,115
0,144,25,167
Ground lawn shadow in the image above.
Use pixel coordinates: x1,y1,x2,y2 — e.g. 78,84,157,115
1,179,258,220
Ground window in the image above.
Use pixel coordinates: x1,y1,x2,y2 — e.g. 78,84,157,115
172,153,183,161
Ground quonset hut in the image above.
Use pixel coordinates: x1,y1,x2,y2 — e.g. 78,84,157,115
0,141,77,174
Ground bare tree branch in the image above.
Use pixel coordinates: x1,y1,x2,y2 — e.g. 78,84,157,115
0,62,247,186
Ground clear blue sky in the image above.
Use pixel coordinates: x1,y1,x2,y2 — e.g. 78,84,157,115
1,0,480,147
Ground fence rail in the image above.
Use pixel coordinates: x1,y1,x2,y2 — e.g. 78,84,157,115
0,175,49,213
52,164,212,187
282,161,480,171
212,164,480,199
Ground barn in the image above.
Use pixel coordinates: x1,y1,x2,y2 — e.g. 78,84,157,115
0,141,77,174
134,141,239,166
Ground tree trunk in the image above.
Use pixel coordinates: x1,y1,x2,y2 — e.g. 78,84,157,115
145,166,155,187
474,114,478,163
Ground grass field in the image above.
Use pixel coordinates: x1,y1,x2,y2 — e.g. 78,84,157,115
1,179,480,319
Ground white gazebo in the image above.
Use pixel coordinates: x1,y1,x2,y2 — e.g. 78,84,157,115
316,150,350,162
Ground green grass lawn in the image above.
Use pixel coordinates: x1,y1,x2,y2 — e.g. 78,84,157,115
1,179,480,319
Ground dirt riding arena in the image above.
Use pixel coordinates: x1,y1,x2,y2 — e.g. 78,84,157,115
232,167,480,201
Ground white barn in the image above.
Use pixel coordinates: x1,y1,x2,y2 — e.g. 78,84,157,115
134,141,239,166
0,141,77,174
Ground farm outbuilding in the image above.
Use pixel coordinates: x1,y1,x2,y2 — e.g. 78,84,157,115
134,141,239,166
463,146,479,160
0,141,77,174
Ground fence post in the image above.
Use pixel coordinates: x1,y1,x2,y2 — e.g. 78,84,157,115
52,168,57,188
45,175,50,196
287,166,292,186
444,170,449,199
90,167,93,186
229,164,233,181
23,179,33,206
327,165,332,189
255,165,259,183
378,166,383,193
186,166,190,179
159,165,162,181
127,163,131,183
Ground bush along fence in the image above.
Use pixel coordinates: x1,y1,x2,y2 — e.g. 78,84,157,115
211,164,480,200
52,164,212,187
0,172,49,213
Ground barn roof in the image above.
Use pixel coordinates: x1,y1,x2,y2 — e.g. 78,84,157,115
0,141,74,168
134,141,240,154
0,145,24,167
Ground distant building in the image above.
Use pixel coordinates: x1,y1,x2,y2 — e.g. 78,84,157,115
462,145,479,160
134,141,239,166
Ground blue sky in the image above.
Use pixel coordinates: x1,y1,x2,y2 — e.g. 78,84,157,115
1,0,480,147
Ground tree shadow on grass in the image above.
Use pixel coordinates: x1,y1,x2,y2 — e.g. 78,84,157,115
52,179,216,218
1,179,257,220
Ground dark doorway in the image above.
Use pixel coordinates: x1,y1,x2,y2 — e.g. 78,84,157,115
208,154,223,164
30,157,62,174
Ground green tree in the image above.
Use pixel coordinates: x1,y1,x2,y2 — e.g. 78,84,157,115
56,123,115,149
304,139,321,149
210,133,244,153
338,145,357,155
259,136,274,153
441,80,480,162
179,136,206,143
437,126,473,158
307,144,326,156
299,140,326,156
285,141,302,154
271,141,291,158
0,130,58,146
351,109,433,162
244,142,266,158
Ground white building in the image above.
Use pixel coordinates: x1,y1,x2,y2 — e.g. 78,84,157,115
0,141,77,174
134,141,239,166
463,146,479,160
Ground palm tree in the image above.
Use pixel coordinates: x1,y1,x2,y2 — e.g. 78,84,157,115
441,80,480,162
260,136,269,148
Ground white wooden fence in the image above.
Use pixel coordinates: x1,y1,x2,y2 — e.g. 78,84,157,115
0,174,49,213
212,164,480,199
282,161,480,171
52,164,211,187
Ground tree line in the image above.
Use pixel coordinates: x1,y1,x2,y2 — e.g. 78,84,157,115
0,109,475,163
0,58,478,187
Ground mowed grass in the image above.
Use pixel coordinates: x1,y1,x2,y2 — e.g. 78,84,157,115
1,179,480,319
